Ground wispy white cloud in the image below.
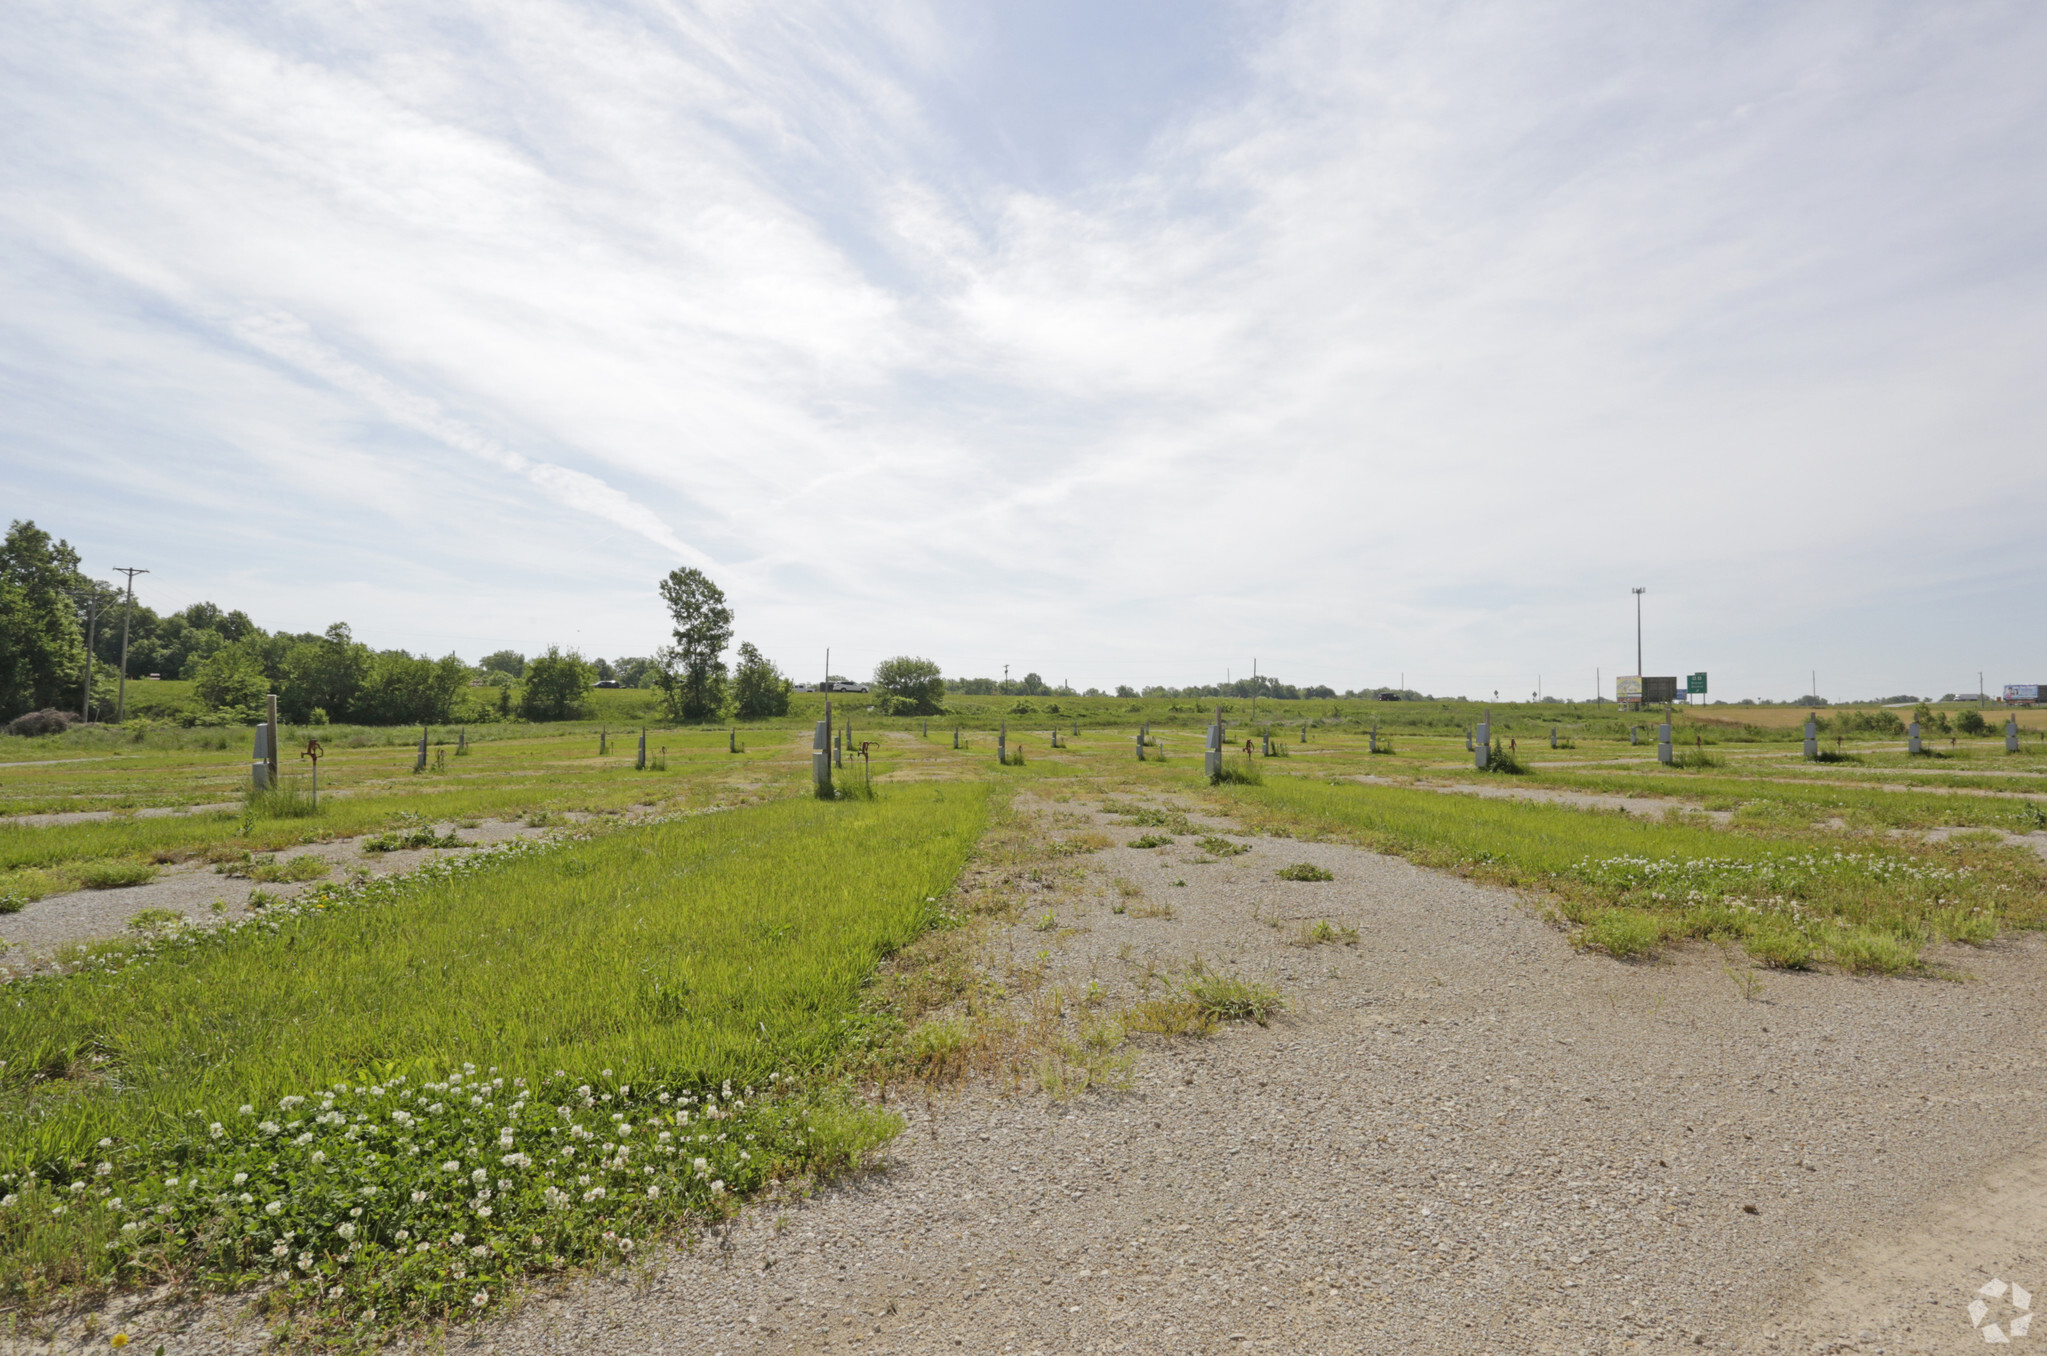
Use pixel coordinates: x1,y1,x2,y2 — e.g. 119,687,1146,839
2,0,2043,696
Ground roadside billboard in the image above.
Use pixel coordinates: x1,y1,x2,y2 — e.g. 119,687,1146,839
1616,675,1643,705
2006,684,2041,704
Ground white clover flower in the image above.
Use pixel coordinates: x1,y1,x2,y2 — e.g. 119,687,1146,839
163,1176,179,1187
692,1157,708,1175
710,1180,726,1196
208,1122,225,1139
258,1120,280,1136
450,1232,466,1246
410,1190,427,1203
0,1195,15,1209
293,1133,314,1147
122,1221,138,1233
451,1262,467,1279
428,1103,444,1115
265,1201,283,1216
646,1185,660,1199
98,1137,114,1147
69,1181,85,1193
232,1172,247,1186
96,1162,112,1176
477,1206,492,1219
442,1161,462,1173
471,1291,489,1308
396,1229,410,1242
470,1168,487,1184
271,1241,290,1258
239,1193,254,1204
310,1151,326,1164
416,1242,430,1254
470,1243,489,1257
296,1251,313,1271
336,1222,355,1241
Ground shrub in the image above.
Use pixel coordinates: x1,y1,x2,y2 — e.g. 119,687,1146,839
3,708,73,737
1276,862,1333,881
1196,836,1249,858
871,656,945,717
731,642,794,720
1956,709,1990,736
1128,834,1174,849
362,825,465,852
1482,741,1528,774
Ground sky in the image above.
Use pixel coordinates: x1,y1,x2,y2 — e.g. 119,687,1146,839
3,0,2044,702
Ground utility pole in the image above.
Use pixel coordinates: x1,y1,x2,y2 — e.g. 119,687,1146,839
68,590,104,721
1004,663,1009,693
1252,658,1258,721
1980,672,1985,710
112,567,148,723
1631,587,1645,678
824,648,829,690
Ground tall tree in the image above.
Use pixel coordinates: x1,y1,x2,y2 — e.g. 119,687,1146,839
0,520,86,719
655,568,732,722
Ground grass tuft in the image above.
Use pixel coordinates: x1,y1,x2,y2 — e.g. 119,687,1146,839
1276,862,1334,881
77,861,156,890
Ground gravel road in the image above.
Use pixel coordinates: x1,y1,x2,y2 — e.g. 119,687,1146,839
25,794,2047,1355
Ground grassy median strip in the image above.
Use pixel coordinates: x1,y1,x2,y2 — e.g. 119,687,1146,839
1221,777,2046,971
0,784,988,1331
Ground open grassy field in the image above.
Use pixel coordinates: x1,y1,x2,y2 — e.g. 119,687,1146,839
4,695,2047,1340
1,784,987,1325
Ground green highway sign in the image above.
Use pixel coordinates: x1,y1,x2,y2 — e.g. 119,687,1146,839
1686,672,1708,694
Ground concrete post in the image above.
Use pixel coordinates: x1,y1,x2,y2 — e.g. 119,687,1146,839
1476,712,1490,769
1550,726,1558,749
1136,728,1145,760
728,728,736,754
638,728,647,769
1804,716,1818,759
1907,721,1921,755
998,721,1007,765
953,726,960,750
1369,720,1378,754
1204,712,1222,779
2008,717,2022,753
415,725,428,774
266,694,280,786
1630,725,1639,746
251,723,271,791
812,712,831,794
1657,720,1673,765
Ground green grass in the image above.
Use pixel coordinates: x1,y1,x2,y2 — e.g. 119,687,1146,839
75,861,156,890
1224,776,2046,970
0,784,988,1323
1275,862,1334,881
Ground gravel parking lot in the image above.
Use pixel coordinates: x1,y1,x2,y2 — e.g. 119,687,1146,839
34,795,2047,1355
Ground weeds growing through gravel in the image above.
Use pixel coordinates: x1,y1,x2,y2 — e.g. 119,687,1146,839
1289,919,1358,947
1128,834,1174,849
1196,836,1248,858
1225,778,2047,972
77,861,156,890
1276,862,1334,881
360,825,464,853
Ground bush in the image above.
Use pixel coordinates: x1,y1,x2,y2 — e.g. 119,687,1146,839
3,707,73,737
1957,709,1990,736
871,656,945,716
731,642,793,720
246,784,320,818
